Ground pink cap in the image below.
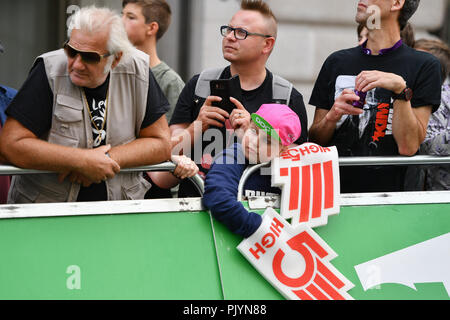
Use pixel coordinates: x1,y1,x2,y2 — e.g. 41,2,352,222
251,104,301,146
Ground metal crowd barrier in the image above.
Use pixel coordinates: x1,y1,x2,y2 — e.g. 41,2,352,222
237,155,450,201
1,155,449,203
0,161,205,196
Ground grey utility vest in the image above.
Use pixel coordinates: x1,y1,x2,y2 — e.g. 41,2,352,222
8,48,152,203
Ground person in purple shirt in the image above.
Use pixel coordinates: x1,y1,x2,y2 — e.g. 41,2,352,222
308,0,442,193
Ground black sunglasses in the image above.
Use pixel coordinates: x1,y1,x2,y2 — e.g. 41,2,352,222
63,41,112,64
220,25,272,40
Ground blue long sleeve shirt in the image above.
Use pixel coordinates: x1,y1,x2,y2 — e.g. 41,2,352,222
203,143,280,238
0,85,17,125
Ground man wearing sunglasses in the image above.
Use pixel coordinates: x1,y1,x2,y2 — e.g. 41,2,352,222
169,0,308,197
0,7,172,203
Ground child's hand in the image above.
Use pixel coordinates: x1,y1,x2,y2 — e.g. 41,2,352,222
171,155,199,180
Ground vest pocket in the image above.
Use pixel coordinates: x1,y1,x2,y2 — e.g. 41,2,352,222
8,177,39,203
9,175,69,204
55,95,83,121
51,95,84,142
48,130,79,148
121,174,152,200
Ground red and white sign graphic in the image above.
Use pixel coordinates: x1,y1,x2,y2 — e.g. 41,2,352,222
272,143,340,227
238,208,354,300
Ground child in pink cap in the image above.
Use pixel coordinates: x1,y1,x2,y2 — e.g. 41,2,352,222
203,104,302,238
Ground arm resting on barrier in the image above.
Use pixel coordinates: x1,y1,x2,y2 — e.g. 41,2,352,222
108,115,171,169
148,155,199,189
0,118,120,185
203,145,262,238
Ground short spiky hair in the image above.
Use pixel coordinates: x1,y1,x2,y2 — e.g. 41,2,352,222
240,0,277,38
241,0,277,22
122,0,171,40
399,0,420,30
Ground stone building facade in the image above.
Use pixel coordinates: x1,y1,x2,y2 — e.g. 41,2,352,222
0,0,447,127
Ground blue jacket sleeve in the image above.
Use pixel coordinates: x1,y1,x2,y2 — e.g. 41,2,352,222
202,144,263,238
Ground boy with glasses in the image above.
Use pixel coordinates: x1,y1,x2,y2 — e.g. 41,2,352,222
170,0,308,197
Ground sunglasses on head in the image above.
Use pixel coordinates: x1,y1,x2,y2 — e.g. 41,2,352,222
63,41,112,64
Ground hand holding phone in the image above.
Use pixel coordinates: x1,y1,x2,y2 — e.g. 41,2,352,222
210,75,242,114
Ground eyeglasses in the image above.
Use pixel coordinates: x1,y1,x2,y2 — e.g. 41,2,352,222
220,25,272,40
63,41,112,64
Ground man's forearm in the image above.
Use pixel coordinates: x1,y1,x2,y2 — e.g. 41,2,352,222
309,111,339,146
109,136,171,169
3,137,87,173
392,102,431,156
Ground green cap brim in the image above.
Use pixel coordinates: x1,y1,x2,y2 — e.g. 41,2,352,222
251,113,281,143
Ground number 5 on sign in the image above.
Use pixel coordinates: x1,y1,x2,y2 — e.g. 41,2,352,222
238,208,354,300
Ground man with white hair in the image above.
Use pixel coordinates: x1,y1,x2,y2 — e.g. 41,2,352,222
308,0,442,193
0,6,172,203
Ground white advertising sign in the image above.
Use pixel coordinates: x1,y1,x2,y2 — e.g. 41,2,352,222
355,232,450,297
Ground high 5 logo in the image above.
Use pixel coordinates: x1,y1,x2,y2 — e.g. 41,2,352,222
272,143,341,227
238,143,353,300
238,208,354,300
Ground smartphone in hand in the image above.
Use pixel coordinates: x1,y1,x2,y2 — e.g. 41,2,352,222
210,75,242,114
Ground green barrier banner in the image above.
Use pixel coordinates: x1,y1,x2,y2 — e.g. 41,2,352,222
0,198,449,300
214,202,450,300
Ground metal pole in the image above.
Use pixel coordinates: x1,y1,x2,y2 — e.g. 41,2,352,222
338,155,450,167
0,162,205,196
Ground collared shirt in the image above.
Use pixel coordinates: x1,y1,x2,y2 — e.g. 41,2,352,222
361,39,403,56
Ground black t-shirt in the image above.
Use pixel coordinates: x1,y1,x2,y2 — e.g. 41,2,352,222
7,58,170,201
83,76,110,148
309,44,442,193
170,66,308,197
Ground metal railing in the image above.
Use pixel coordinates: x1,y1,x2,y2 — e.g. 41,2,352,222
0,162,205,196
237,155,450,201
1,155,449,203
338,155,450,167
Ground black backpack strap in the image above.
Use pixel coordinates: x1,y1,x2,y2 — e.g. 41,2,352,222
272,74,293,105
194,67,226,98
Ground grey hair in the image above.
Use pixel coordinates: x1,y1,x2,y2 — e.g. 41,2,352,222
399,0,420,30
67,6,135,63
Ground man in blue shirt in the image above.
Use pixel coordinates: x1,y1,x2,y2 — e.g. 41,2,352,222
0,41,17,125
0,40,15,203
